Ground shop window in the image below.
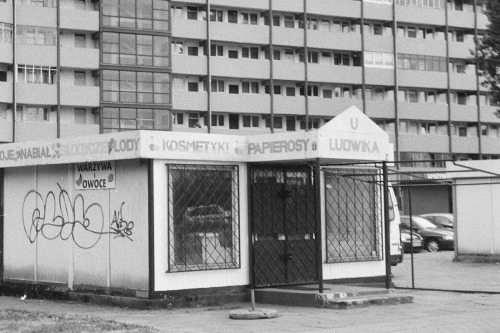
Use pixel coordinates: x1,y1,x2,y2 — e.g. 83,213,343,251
325,169,382,263
167,164,240,272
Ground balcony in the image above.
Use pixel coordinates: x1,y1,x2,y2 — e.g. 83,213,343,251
480,106,500,123
11,121,100,142
60,86,99,107
308,0,361,19
365,67,394,86
449,41,475,59
451,136,479,154
398,102,449,121
211,58,269,79
364,1,392,21
210,22,268,45
171,54,207,76
60,47,99,70
365,100,396,119
308,64,362,85
273,61,305,81
16,45,57,67
449,73,478,91
16,83,57,105
399,134,449,152
364,35,393,53
60,8,98,32
0,121,13,143
398,70,447,89
0,81,12,104
274,95,305,115
273,0,304,13
450,104,479,122
308,97,364,117
448,10,475,30
171,17,206,40
0,2,12,23
0,43,13,64
481,136,500,155
172,90,207,111
308,31,362,52
16,5,56,26
397,38,446,57
211,92,270,114
395,6,445,27
273,27,305,48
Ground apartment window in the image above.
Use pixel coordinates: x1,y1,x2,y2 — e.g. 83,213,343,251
284,16,295,28
364,52,394,68
228,10,238,23
242,47,258,59
408,90,418,103
286,87,296,96
172,42,184,54
210,9,223,22
211,44,224,57
241,12,258,25
455,30,465,42
0,23,13,44
211,114,225,127
22,106,50,122
187,82,199,92
74,108,86,124
187,46,198,56
74,71,86,86
286,116,296,131
243,115,259,128
265,116,282,129
188,113,201,128
300,85,319,97
323,89,333,99
265,85,281,95
373,23,383,35
16,25,56,46
103,32,169,66
171,6,183,18
308,51,319,64
75,34,86,48
457,92,467,105
307,19,319,30
228,84,239,94
187,6,198,20
211,79,224,92
319,19,331,32
242,81,259,94
102,70,169,104
17,65,57,84
228,50,238,59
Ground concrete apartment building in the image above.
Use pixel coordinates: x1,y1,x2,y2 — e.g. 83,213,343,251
0,0,498,212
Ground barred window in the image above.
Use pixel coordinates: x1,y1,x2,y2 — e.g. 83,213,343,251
325,168,383,263
168,165,240,272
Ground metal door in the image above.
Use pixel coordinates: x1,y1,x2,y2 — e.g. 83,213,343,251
251,168,317,287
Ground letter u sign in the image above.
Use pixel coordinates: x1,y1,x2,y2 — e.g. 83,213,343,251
350,118,359,130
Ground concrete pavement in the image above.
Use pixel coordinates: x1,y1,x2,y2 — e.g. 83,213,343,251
2,289,500,332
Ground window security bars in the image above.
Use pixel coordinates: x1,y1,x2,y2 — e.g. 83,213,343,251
325,168,383,263
167,164,240,272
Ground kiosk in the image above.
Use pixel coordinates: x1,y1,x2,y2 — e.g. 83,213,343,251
0,106,395,299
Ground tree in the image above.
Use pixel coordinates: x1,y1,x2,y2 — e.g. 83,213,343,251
474,0,500,112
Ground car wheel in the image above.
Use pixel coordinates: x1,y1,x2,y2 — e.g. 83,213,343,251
426,239,441,252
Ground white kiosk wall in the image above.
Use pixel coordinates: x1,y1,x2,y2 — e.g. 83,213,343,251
3,160,149,291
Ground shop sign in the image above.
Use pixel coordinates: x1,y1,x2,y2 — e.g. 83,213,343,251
74,161,115,190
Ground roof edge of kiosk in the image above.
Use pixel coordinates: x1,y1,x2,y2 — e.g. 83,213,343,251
0,106,391,168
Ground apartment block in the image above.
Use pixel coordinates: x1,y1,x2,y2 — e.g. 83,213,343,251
0,0,499,209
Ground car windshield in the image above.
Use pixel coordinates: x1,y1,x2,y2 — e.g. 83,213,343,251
412,216,438,229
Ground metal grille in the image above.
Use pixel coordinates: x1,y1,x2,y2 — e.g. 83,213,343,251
252,168,317,287
324,168,383,263
167,164,240,272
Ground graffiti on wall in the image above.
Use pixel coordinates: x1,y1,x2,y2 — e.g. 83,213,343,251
22,184,135,249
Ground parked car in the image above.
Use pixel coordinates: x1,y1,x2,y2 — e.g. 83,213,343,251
400,229,423,253
420,213,454,230
400,215,454,252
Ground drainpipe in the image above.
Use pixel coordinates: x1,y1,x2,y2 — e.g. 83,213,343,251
56,0,61,138
474,0,482,158
303,0,309,131
392,0,400,169
12,0,16,142
382,161,392,289
206,0,211,133
268,0,274,133
445,1,453,154
361,0,366,113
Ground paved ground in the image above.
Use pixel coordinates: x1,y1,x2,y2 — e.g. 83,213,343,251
393,250,500,292
2,251,500,332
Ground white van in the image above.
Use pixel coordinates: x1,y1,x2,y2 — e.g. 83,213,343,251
389,186,403,266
